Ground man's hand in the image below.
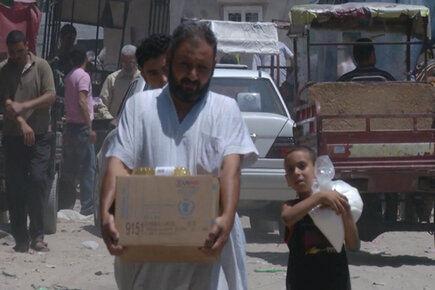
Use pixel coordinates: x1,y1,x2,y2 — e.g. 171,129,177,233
88,128,97,144
199,154,242,257
101,211,124,255
201,214,233,257
18,117,35,146
5,99,26,117
100,157,131,256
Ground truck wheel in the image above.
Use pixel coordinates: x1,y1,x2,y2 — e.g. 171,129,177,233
44,172,58,234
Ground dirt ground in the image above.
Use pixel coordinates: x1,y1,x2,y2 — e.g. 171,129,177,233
0,212,434,290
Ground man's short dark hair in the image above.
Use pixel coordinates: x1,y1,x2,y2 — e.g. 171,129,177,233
6,30,27,45
69,46,86,68
170,21,217,59
136,34,171,70
353,38,374,64
60,24,77,38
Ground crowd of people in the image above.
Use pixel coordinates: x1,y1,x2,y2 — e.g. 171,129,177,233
0,19,434,290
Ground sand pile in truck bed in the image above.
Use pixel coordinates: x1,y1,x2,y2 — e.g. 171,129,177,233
307,82,434,131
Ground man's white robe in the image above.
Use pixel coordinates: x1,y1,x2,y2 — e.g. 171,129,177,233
106,86,258,289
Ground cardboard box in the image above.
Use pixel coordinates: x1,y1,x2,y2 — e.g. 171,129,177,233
115,175,220,263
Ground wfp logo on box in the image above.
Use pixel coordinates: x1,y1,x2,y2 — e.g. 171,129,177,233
178,199,195,218
177,179,200,187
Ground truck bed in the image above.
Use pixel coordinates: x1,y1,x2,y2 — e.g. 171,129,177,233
296,82,435,194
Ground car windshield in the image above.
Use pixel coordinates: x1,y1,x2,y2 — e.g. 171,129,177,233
210,77,286,116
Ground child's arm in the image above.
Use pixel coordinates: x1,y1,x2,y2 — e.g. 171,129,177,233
281,190,348,228
341,199,360,251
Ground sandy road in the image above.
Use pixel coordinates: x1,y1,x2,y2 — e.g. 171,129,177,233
0,214,434,290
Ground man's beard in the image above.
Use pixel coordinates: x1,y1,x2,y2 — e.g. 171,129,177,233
168,66,212,103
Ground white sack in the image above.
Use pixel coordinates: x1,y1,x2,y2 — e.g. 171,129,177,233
309,180,363,252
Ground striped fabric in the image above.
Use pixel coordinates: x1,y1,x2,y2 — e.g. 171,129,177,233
337,66,395,82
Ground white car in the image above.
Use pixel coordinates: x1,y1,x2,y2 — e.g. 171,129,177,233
210,67,296,233
94,67,296,233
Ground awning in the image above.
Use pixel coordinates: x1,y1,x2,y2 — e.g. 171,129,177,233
203,20,279,55
289,3,431,40
59,0,129,29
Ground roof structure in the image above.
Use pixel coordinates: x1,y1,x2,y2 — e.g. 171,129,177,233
290,3,431,39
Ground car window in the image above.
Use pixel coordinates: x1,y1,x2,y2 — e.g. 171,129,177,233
210,77,286,116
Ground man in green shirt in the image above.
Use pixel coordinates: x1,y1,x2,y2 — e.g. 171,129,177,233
0,30,55,252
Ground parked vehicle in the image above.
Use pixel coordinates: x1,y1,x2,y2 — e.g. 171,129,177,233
289,3,435,241
210,67,295,232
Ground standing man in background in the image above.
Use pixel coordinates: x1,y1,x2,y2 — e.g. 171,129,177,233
60,46,96,215
50,24,77,96
99,44,140,118
0,30,55,252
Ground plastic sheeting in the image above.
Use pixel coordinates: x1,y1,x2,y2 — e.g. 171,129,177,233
206,20,279,55
290,3,431,39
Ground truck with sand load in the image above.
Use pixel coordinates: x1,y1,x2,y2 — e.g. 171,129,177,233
288,3,435,241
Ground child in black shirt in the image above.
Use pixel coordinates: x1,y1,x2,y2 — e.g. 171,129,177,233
281,146,359,290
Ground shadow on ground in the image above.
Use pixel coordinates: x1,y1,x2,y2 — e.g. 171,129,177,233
82,224,101,238
348,250,435,267
243,228,283,244
247,251,288,267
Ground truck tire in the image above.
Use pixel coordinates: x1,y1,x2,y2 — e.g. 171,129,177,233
44,172,58,234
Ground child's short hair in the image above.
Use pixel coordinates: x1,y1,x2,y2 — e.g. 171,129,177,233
285,145,316,164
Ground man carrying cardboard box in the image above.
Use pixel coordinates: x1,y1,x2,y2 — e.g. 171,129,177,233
100,21,258,289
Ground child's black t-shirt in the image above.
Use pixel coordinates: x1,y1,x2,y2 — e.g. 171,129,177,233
285,206,351,290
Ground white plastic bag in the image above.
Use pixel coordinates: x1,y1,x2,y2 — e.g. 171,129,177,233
309,156,363,252
82,240,99,250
